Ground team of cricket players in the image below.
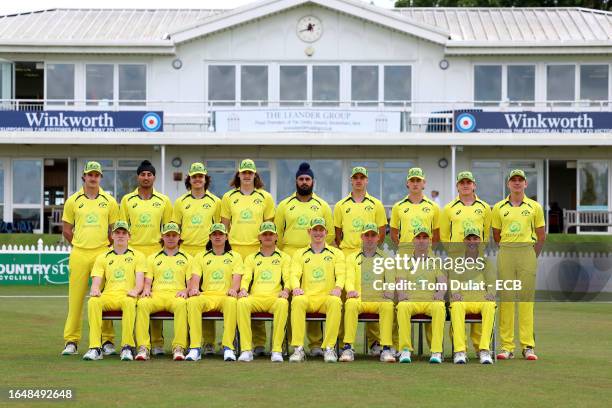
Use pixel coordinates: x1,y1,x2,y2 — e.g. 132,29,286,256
60,158,545,364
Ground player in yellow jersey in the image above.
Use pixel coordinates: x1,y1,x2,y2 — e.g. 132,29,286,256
173,162,222,355
449,227,496,365
134,223,191,361
221,159,274,356
492,169,546,361
185,223,243,362
289,218,345,363
120,160,173,356
333,166,386,355
396,225,447,364
83,221,146,361
339,223,396,363
440,170,492,352
275,162,334,356
237,222,291,363
61,161,119,356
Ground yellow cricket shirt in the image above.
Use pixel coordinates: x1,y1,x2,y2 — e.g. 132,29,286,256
333,193,386,250
241,248,291,295
62,187,119,249
390,196,440,243
275,193,334,248
146,250,192,292
491,196,545,243
191,249,244,295
221,188,275,246
440,195,492,243
173,191,221,246
120,189,173,246
345,249,390,300
290,245,345,295
91,247,147,294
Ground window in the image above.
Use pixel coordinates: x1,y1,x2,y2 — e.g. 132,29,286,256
82,159,139,201
312,66,339,106
474,65,501,105
46,64,75,103
12,159,42,231
86,64,114,105
0,62,10,99
578,161,608,210
276,160,342,204
384,66,411,106
241,66,268,106
508,65,535,105
119,64,146,105
351,160,415,210
280,66,307,106
580,65,608,103
547,65,575,104
0,160,4,220
352,66,378,106
505,161,538,202
471,161,503,205
208,65,236,105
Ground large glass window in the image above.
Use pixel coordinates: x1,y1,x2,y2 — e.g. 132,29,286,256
208,65,236,106
508,65,535,105
0,62,11,100
276,160,342,204
474,65,501,105
578,161,608,210
547,65,575,104
119,64,146,105
471,161,503,205
352,66,378,106
12,159,42,231
280,66,307,106
82,159,139,201
384,66,411,106
580,65,609,103
505,161,538,202
0,160,4,220
241,66,268,106
312,66,339,107
86,64,114,106
46,64,75,103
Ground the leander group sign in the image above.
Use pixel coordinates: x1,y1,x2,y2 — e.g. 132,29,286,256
455,111,612,133
214,109,401,132
0,111,163,132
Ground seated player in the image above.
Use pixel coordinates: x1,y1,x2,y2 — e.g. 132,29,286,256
185,223,243,362
449,227,495,364
339,223,395,363
396,225,447,364
83,221,146,361
134,223,191,361
289,218,345,363
237,222,291,363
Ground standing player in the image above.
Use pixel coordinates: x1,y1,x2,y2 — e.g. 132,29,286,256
61,161,119,356
440,170,491,351
134,223,191,361
185,223,243,362
237,222,291,362
289,218,345,363
83,221,146,361
221,159,274,356
120,160,173,356
173,162,221,355
334,166,386,354
339,223,395,363
275,162,334,355
492,169,546,361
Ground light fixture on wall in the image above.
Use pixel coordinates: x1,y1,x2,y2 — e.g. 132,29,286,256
439,59,450,70
438,158,448,168
172,58,183,70
171,157,182,168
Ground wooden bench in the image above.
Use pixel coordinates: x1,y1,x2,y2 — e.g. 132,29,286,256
563,209,612,233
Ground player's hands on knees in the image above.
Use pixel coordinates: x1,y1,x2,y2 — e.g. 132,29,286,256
176,289,188,299
278,289,289,299
397,292,408,302
188,287,201,297
383,290,394,300
227,288,238,298
238,289,249,298
140,288,152,297
433,291,445,301
292,288,304,296
451,293,462,302
127,289,139,298
90,288,101,297
484,293,495,301
330,287,342,297
346,290,359,299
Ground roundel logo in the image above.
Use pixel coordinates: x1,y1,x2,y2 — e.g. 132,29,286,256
509,221,522,233
139,213,152,224
212,270,224,280
261,270,273,281
114,269,125,279
312,267,324,280
191,214,203,225
163,270,174,280
297,215,309,226
456,113,476,133
142,112,161,132
240,209,253,220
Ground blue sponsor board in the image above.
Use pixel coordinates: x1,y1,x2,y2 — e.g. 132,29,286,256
0,110,163,132
454,111,612,133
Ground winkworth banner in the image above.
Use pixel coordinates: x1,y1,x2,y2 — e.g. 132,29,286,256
0,253,69,285
454,111,612,133
0,111,163,132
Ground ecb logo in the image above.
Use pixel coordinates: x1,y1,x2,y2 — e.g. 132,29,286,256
86,213,99,224
212,270,224,280
114,269,125,279
139,213,152,224
240,209,253,220
312,267,324,280
191,214,203,225
456,113,476,133
261,270,272,281
509,221,522,233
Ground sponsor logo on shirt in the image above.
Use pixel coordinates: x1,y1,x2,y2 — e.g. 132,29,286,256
114,268,125,280
139,213,152,225
191,214,203,225
240,209,253,221
163,269,174,281
212,270,224,280
312,267,324,280
260,270,273,281
509,221,522,233
85,213,99,225
297,215,309,227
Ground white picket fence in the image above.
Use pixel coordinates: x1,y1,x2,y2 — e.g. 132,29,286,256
0,238,71,254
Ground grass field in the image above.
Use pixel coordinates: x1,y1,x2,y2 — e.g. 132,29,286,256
1,285,611,408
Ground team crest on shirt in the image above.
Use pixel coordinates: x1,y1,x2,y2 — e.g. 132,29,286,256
324,255,333,262
203,203,211,209
153,202,162,208
310,205,319,211
176,259,186,266
223,259,232,264
521,210,531,216
365,205,374,212
125,257,133,263
272,259,281,265
98,202,108,208
212,270,224,280
423,207,431,213
254,198,262,205
475,209,483,215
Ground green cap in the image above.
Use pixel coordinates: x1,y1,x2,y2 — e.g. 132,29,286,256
83,161,103,175
508,169,526,181
188,162,207,176
362,222,378,234
161,222,181,235
309,217,327,229
112,220,130,233
351,166,368,177
412,225,431,237
464,226,481,238
209,223,228,234
407,167,425,180
456,171,475,183
259,221,277,234
239,159,257,173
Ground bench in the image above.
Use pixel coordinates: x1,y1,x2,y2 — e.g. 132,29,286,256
563,209,612,233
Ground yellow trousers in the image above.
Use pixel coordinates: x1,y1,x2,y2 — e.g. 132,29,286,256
498,246,537,351
64,246,114,345
397,301,445,353
291,294,342,349
343,298,394,347
133,244,165,348
188,294,237,350
135,292,188,350
237,295,288,353
88,292,137,349
449,301,495,352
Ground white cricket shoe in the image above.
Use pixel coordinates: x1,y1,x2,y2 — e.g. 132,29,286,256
172,346,185,361
223,347,236,361
61,342,78,356
399,348,412,363
429,352,443,364
323,347,337,363
380,349,396,363
270,352,284,362
102,342,116,356
185,348,202,361
120,346,133,361
454,351,467,364
289,346,306,362
83,348,103,361
496,350,514,360
238,350,254,362
134,346,150,361
339,348,354,362
479,350,493,364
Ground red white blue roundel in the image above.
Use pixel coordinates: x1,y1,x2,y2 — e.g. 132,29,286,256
142,112,161,132
456,113,476,132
